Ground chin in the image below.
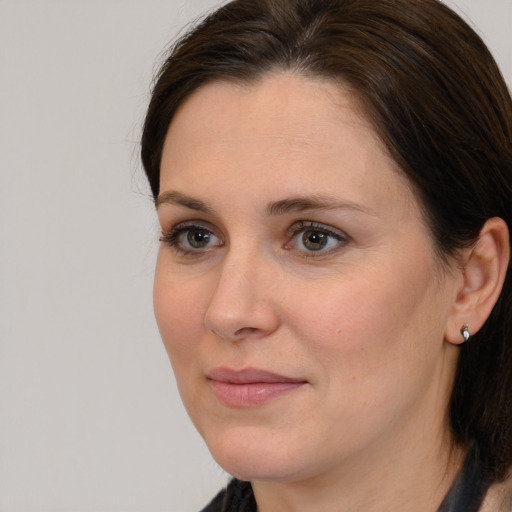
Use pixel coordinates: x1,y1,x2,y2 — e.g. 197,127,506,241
202,424,309,482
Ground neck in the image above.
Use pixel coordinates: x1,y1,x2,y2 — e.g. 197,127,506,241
252,420,465,512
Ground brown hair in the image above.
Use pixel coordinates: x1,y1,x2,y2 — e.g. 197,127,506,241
141,0,512,481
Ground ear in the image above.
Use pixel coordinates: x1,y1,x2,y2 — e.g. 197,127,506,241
445,217,510,345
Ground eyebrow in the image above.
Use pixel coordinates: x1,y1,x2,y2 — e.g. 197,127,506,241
156,190,374,216
266,196,374,216
156,190,214,213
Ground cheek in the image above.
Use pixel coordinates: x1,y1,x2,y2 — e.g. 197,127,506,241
153,265,216,419
153,262,209,365
285,258,442,384
282,265,450,451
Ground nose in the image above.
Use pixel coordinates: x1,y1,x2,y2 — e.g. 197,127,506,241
203,248,280,341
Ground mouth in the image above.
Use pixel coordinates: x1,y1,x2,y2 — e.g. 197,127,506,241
207,367,308,407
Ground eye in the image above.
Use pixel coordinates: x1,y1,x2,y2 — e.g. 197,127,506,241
285,222,348,254
300,229,334,251
160,222,223,254
183,227,214,249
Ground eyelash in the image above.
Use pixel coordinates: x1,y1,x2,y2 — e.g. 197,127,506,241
159,220,349,257
285,221,349,257
159,221,223,256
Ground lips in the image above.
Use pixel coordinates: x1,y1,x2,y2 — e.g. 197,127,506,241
207,367,307,407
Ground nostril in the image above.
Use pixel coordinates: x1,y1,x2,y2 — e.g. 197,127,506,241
203,282,280,341
234,327,259,337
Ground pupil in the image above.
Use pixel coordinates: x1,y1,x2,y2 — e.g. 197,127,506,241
188,229,209,248
303,230,327,250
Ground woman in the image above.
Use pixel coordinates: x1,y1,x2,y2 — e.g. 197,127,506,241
141,0,512,510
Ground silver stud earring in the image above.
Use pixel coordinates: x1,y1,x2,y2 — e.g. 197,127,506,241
460,324,471,343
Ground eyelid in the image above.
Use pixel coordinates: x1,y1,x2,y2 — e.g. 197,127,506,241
159,219,349,258
286,220,348,239
284,220,349,255
159,220,224,254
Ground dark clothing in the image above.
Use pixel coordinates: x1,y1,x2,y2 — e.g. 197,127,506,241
200,479,256,512
201,445,491,512
438,444,492,512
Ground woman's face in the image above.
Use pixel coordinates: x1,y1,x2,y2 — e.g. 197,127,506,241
154,73,461,483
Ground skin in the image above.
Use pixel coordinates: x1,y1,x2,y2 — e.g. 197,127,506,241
154,73,485,511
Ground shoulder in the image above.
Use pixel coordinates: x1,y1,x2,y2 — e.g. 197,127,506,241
200,479,256,512
480,473,512,512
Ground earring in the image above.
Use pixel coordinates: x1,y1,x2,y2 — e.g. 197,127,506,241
460,324,471,343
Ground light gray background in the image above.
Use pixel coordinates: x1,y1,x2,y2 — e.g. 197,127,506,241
0,1,510,511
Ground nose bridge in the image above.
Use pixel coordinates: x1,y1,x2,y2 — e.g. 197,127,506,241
203,241,279,340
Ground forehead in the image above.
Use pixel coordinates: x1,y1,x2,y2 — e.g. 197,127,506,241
159,72,414,216
163,72,378,160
